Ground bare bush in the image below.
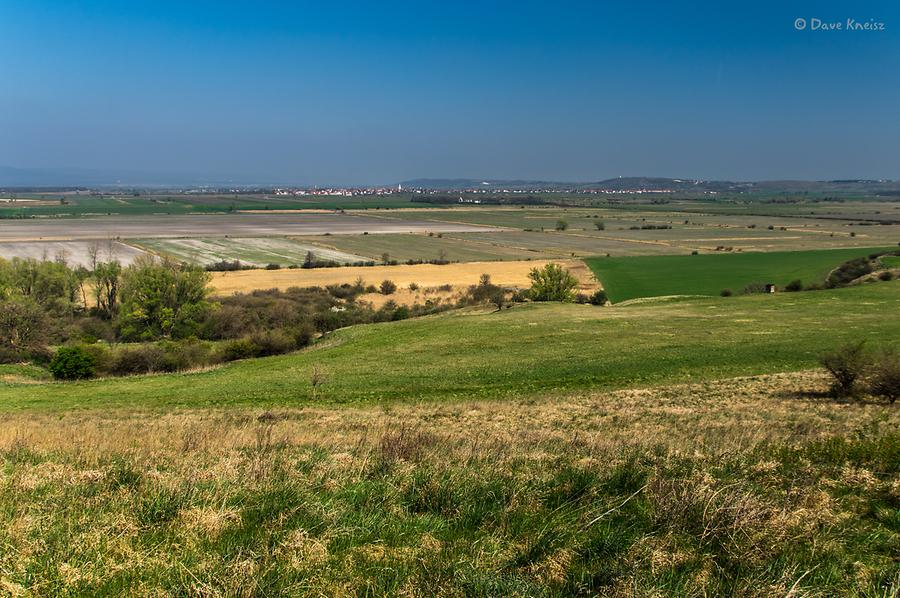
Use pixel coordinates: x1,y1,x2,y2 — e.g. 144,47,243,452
869,350,900,404
819,341,868,397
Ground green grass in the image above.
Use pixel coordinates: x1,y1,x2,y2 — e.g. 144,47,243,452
0,194,424,218
0,363,51,385
3,281,899,411
881,255,900,268
585,247,895,302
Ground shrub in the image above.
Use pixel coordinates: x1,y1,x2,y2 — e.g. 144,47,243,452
878,271,893,281
826,257,873,288
594,221,605,231
264,263,281,270
785,279,803,292
380,280,397,295
869,350,900,404
742,282,767,295
248,329,297,357
589,289,608,305
220,338,260,362
528,263,578,302
720,289,733,297
108,344,172,376
555,220,568,231
49,346,96,380
819,341,868,397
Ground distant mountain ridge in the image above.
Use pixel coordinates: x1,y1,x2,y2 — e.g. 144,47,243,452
2,166,898,194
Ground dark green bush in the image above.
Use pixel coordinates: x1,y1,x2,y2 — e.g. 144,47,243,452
49,346,96,380
589,289,608,305
720,289,733,297
785,279,803,292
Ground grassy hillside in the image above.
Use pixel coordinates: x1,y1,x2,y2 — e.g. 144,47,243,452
3,281,899,411
585,247,895,302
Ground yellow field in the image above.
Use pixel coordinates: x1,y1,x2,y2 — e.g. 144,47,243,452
209,259,599,306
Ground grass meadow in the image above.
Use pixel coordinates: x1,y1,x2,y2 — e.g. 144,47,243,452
1,372,897,596
3,281,899,411
585,247,896,302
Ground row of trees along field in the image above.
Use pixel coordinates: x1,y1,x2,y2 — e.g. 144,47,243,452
0,255,595,380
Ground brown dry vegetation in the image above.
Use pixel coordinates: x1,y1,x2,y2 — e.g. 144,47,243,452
1,371,897,596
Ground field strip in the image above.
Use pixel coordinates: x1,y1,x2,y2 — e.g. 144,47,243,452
209,259,599,297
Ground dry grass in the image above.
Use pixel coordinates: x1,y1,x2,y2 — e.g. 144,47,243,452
0,371,893,459
1,371,897,596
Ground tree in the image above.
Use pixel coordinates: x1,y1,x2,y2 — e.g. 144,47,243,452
528,263,578,302
93,261,122,318
594,221,606,231
0,298,48,353
117,257,211,341
555,220,569,231
381,252,391,265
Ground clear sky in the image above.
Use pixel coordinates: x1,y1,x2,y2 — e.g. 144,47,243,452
1,0,898,184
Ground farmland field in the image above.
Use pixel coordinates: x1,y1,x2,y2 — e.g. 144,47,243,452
208,258,598,307
0,212,497,242
4,281,898,410
585,246,897,302
134,237,368,267
0,240,146,267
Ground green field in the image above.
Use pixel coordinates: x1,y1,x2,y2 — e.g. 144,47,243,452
881,255,900,268
0,194,424,218
585,247,895,302
3,282,899,595
4,282,899,411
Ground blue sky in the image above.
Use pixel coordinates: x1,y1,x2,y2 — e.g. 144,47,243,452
1,1,898,184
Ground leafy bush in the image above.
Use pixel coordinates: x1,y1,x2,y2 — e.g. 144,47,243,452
869,350,900,404
819,341,868,397
528,263,578,302
49,346,96,380
380,280,397,295
555,220,568,231
878,271,894,281
594,221,605,231
720,289,733,297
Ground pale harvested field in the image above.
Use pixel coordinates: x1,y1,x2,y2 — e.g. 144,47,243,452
0,240,146,267
0,213,499,242
134,237,368,267
210,259,599,305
